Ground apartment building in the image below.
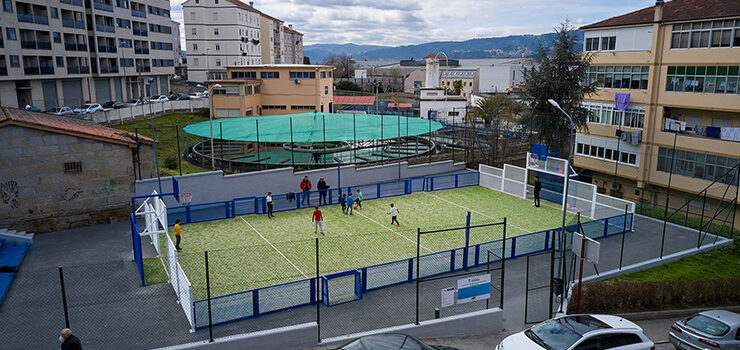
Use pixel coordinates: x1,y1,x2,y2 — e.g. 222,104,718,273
209,64,333,117
282,24,303,64
259,12,282,65
578,0,740,227
172,19,182,69
0,0,176,109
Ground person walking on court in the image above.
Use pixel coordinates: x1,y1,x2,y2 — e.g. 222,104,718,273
388,204,400,226
300,176,312,205
60,328,82,350
174,219,183,252
312,206,324,235
533,176,541,208
340,193,347,214
355,189,363,209
317,177,330,205
266,192,274,218
346,193,354,215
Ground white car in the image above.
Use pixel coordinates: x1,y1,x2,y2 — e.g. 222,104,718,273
122,99,143,107
669,310,740,350
46,106,73,116
73,103,104,114
150,95,169,102
497,314,654,350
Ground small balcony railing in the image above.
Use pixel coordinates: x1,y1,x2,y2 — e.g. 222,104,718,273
131,9,146,18
136,66,151,73
134,48,149,54
60,0,84,6
75,21,85,29
21,40,37,49
17,13,34,23
40,66,54,74
67,66,80,74
0,67,7,76
132,29,147,36
37,41,51,49
77,43,87,51
65,43,77,51
96,24,115,33
34,16,49,24
24,67,40,75
62,19,75,28
80,66,89,73
93,2,113,11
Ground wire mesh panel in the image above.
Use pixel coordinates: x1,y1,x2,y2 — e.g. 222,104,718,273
594,193,635,220
514,231,550,257
566,180,596,219
430,174,456,191
365,259,411,290
232,197,257,216
166,206,188,227
416,251,454,278
188,202,230,223
409,177,426,192
323,271,361,305
258,278,314,314
194,291,253,329
379,181,406,197
457,172,480,187
524,251,554,324
503,164,527,198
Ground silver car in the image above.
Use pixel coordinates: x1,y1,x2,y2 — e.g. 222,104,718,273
669,310,740,350
46,106,73,116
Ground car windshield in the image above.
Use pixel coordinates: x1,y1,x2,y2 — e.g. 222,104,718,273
685,315,731,336
526,316,611,350
77,105,87,109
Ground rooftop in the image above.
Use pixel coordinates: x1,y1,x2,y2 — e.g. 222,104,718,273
0,108,151,147
333,96,376,105
226,64,333,69
581,0,740,30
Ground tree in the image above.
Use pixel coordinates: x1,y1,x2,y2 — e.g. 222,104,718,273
452,80,463,95
303,56,311,65
470,95,517,166
521,21,595,157
323,53,356,78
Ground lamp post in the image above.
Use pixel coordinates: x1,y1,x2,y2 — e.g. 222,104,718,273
198,83,222,169
548,98,574,305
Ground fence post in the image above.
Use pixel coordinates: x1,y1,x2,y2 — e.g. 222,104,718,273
205,251,213,342
697,191,707,248
619,205,628,270
315,237,320,343
603,217,609,238
501,217,507,310
58,267,70,328
463,212,471,270
415,228,421,325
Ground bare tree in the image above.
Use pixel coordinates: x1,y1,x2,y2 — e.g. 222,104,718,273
323,53,356,78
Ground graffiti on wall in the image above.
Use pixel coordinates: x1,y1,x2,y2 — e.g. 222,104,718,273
1,181,20,208
62,188,83,202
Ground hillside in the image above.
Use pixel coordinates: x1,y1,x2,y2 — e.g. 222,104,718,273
304,31,583,62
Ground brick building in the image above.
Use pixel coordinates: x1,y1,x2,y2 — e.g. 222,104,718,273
0,108,154,232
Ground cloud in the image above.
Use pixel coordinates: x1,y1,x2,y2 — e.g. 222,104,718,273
171,0,656,47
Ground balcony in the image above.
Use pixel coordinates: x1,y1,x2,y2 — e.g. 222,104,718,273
136,66,150,73
75,21,85,29
21,40,37,49
0,67,7,76
96,24,115,33
17,13,34,23
37,41,51,50
664,118,740,143
0,38,3,48
67,66,80,74
60,0,83,6
40,66,54,74
80,66,89,73
65,43,77,51
132,29,147,36
99,66,119,73
62,19,75,28
134,48,149,54
131,10,146,18
24,67,40,75
93,2,113,12
34,16,49,24
98,45,117,53
77,43,87,51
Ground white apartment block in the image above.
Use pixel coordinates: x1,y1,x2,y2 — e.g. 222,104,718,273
183,0,304,82
172,19,182,68
182,0,262,82
0,0,176,109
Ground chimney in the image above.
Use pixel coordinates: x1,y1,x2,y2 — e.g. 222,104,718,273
654,0,664,22
288,24,293,29
249,1,254,6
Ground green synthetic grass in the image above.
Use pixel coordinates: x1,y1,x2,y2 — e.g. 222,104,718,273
145,186,572,298
614,241,740,283
114,113,210,176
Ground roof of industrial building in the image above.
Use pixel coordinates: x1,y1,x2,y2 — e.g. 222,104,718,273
581,0,740,29
0,108,151,147
333,96,377,105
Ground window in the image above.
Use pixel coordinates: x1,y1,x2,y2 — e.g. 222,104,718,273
215,44,220,51
192,43,198,51
232,71,256,79
215,59,220,66
191,28,196,35
600,36,616,50
214,0,218,3
120,58,133,67
56,56,64,67
120,38,132,47
325,86,329,95
291,105,314,110
289,71,315,79
192,58,198,65
64,161,82,174
6,28,16,40
262,105,287,110
671,19,739,49
212,12,217,21
51,8,58,18
260,71,279,79
212,86,240,95
190,12,195,20
116,18,131,28
116,0,128,8
195,0,198,3
657,148,739,184
3,0,12,13
667,65,740,95
53,32,61,43
582,101,644,129
9,55,19,67
585,37,599,51
586,66,648,90
213,28,219,35
254,85,260,94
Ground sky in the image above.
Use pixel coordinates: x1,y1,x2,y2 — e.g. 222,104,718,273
169,0,657,48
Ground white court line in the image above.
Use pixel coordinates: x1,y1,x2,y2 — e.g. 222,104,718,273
238,216,308,279
354,211,434,254
423,192,531,234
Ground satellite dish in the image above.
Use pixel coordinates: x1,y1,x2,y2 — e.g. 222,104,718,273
294,78,301,84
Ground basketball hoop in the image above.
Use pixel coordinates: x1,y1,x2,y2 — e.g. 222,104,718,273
179,192,193,205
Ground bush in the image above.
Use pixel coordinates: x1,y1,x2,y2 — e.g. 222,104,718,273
570,279,740,314
335,80,361,91
164,155,178,169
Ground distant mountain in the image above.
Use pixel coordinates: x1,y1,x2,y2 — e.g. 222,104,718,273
304,32,584,62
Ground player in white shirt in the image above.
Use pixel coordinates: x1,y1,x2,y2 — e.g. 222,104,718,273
388,203,399,226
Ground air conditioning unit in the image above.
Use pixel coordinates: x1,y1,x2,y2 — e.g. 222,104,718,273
294,78,301,84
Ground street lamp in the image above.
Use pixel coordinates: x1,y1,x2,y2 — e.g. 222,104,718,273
548,98,575,308
198,83,221,169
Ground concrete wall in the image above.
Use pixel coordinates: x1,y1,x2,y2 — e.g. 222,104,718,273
89,99,209,125
136,160,468,207
0,125,150,232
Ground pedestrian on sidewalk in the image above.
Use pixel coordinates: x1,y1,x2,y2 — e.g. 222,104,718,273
60,328,82,350
266,192,274,218
312,206,324,235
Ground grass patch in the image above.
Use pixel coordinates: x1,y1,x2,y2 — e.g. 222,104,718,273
615,241,740,283
636,203,738,239
114,113,210,176
142,256,168,285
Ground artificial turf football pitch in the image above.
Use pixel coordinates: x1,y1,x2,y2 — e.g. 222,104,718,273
144,186,573,298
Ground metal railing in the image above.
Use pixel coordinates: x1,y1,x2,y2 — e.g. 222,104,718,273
93,1,113,11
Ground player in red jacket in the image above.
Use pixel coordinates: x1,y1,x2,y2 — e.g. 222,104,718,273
300,176,312,205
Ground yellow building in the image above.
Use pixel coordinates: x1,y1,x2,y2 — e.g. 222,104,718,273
578,0,740,228
209,64,334,117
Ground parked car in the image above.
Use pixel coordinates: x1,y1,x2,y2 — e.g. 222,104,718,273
122,99,143,107
101,100,124,109
333,333,459,350
73,103,104,115
496,314,654,350
669,310,740,350
169,93,190,100
45,106,73,116
150,95,169,102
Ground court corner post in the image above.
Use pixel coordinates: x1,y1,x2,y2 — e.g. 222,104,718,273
501,216,506,310
463,211,471,270
205,250,213,342
415,227,421,325
315,237,321,343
